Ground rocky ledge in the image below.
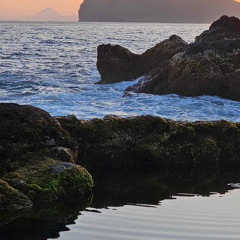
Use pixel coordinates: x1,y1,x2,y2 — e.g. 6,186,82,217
97,16,240,101
0,104,93,212
1,103,240,212
57,114,240,179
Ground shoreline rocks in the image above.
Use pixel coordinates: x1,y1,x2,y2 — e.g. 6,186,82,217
57,114,240,179
97,16,240,102
1,103,240,212
0,104,93,212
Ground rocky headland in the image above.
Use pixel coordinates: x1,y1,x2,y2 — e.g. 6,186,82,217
1,103,240,212
79,0,240,23
97,16,240,101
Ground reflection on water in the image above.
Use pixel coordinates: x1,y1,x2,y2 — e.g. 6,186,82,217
1,174,240,240
0,197,92,240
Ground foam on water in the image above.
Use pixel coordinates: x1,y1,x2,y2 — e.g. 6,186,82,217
1,21,240,121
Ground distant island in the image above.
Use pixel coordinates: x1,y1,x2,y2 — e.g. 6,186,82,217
79,0,240,23
29,8,77,22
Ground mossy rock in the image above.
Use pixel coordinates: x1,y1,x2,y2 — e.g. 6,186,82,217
0,104,94,212
3,153,93,204
0,180,32,212
57,115,240,179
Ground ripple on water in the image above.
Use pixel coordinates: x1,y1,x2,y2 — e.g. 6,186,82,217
58,189,240,240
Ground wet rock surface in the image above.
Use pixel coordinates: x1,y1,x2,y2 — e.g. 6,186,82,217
96,35,188,84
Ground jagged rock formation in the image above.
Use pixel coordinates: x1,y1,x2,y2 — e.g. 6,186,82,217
96,15,240,101
97,35,188,84
79,0,240,23
0,104,93,212
132,16,240,101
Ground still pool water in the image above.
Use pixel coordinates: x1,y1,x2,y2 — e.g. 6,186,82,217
1,183,240,240
62,191,240,240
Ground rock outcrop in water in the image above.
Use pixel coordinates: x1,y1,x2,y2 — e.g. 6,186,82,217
133,16,240,101
96,16,240,101
2,103,240,212
97,35,188,84
0,104,93,212
79,0,240,23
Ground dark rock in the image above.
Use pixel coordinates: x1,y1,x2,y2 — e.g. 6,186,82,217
0,103,78,167
0,104,93,212
125,16,240,101
196,15,240,42
96,35,188,84
57,115,240,180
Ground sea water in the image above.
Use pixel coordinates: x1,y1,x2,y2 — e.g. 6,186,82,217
1,22,240,121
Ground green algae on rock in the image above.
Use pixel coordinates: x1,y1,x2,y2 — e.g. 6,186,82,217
0,180,32,212
0,104,93,212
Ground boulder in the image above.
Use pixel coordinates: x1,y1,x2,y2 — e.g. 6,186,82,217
125,16,240,101
96,35,188,84
0,104,93,212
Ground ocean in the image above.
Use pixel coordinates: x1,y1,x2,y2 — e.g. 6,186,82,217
1,21,240,121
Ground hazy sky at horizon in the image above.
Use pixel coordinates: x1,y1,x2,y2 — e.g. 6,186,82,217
1,0,240,20
0,0,84,19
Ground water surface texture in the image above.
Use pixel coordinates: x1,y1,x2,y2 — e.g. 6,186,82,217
1,22,240,121
60,190,240,240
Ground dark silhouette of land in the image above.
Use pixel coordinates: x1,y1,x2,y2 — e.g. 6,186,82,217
79,0,240,23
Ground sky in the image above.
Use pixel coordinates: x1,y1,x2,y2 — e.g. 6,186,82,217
0,0,84,19
1,0,240,20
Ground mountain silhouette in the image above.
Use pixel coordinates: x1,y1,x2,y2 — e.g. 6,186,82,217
30,8,77,21
79,0,240,23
